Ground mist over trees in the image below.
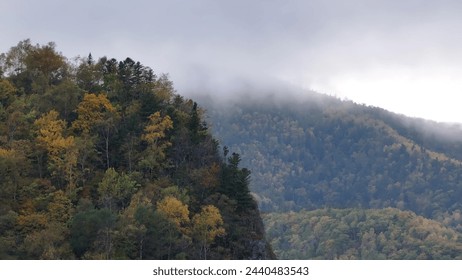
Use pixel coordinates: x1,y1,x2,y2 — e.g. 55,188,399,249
199,89,462,259
0,40,273,260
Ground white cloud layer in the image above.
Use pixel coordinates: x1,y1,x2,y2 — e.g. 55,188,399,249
2,0,462,122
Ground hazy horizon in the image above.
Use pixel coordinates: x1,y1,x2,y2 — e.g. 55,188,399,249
2,0,462,123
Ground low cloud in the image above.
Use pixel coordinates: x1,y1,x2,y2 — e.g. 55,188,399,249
2,0,462,122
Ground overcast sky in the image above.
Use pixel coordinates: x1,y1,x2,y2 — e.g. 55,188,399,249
2,0,462,123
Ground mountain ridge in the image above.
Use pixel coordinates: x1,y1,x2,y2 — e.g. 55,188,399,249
198,90,462,259
199,90,462,216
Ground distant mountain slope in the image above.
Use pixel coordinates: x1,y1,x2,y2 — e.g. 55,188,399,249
201,93,462,222
264,208,462,260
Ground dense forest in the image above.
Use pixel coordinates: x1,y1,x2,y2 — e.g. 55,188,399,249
0,40,274,260
204,95,462,218
265,208,462,259
200,90,462,259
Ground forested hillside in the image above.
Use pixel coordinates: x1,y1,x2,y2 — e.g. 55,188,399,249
204,94,462,219
265,208,462,260
0,40,274,260
200,91,462,259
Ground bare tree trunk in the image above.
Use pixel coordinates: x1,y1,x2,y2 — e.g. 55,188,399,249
139,238,143,260
105,135,110,169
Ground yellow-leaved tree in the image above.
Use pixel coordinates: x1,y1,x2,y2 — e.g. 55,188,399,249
156,196,189,231
139,111,173,177
72,93,116,134
72,93,118,168
156,196,190,259
35,110,77,192
191,205,225,259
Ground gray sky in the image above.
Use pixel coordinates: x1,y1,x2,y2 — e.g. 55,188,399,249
2,0,462,123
